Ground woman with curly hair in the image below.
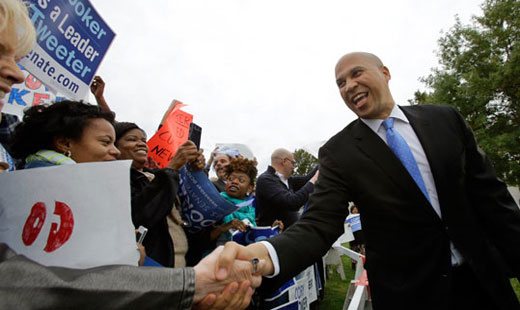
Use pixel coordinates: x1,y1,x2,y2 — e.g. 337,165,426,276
10,101,120,168
211,158,284,245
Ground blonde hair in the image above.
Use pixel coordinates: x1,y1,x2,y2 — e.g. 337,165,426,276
0,0,36,58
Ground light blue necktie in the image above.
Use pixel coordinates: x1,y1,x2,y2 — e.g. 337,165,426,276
382,117,430,202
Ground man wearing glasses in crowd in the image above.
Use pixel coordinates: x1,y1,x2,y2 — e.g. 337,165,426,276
256,148,319,228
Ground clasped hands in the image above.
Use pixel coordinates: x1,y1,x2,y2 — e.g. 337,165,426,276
192,242,274,310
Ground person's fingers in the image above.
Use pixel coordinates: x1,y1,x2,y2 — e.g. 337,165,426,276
193,293,217,309
234,281,253,310
212,282,239,309
216,242,253,281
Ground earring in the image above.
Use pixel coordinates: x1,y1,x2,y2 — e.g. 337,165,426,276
64,150,72,158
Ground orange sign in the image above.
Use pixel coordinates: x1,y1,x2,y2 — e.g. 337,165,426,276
147,103,193,168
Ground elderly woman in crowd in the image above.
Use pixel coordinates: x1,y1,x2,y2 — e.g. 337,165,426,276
10,101,120,168
114,122,204,267
0,0,36,173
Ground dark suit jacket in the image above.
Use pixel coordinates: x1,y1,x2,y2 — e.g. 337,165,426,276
266,105,520,309
212,179,226,193
256,165,316,228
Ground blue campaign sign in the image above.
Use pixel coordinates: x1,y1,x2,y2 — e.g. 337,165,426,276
178,166,240,233
232,226,280,246
346,214,362,233
20,0,115,100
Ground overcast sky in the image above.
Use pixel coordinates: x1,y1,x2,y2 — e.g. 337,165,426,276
88,0,483,175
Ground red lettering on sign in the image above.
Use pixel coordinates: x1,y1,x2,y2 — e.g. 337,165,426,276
22,202,47,246
44,201,74,253
21,201,74,252
25,74,42,90
33,93,50,106
147,104,193,168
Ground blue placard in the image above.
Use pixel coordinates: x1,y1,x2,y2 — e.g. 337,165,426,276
178,167,239,233
346,214,362,233
20,0,115,99
232,225,280,245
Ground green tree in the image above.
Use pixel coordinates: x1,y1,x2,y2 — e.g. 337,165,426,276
293,148,318,176
412,0,520,185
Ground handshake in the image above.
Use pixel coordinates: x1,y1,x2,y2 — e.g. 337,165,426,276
191,242,274,310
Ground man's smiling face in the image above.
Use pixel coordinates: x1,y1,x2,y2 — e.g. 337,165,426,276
335,52,394,120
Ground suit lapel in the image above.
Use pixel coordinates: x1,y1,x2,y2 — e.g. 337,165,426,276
351,120,425,200
351,116,443,221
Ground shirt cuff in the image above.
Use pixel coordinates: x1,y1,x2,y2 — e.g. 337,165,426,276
259,241,280,278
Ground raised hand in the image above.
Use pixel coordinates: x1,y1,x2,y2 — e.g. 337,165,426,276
90,76,105,99
167,140,203,171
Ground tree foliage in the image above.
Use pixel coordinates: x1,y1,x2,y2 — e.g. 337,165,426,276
412,0,520,185
293,148,318,176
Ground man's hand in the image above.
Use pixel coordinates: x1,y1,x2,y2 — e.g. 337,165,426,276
216,242,274,281
167,140,203,171
310,169,319,184
192,246,261,306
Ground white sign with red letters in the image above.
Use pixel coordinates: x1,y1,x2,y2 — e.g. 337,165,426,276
0,160,138,268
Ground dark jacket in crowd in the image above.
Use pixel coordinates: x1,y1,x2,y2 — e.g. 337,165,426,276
130,167,179,267
212,179,226,193
256,165,317,228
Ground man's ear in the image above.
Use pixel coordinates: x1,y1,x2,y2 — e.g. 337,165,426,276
53,136,71,154
381,65,391,82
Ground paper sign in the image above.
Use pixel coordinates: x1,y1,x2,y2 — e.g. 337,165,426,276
20,0,115,100
147,104,193,168
346,214,362,232
0,161,138,268
2,66,66,118
178,166,239,233
215,143,254,160
265,269,316,310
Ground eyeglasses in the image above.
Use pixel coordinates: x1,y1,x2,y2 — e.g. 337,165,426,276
284,158,296,165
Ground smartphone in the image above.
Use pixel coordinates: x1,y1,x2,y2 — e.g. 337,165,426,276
188,122,202,150
136,225,148,244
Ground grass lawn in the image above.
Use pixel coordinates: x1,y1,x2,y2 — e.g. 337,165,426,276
321,247,520,308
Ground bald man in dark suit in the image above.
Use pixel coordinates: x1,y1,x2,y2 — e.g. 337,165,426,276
218,52,520,310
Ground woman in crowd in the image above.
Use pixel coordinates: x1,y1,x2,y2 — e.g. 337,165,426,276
10,101,120,168
0,0,36,173
114,122,204,267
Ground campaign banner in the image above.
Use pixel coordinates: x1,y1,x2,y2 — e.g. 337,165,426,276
178,167,240,233
147,103,193,168
0,161,139,268
19,0,115,100
346,214,362,233
2,66,66,118
232,225,280,245
265,271,316,310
